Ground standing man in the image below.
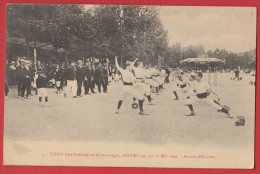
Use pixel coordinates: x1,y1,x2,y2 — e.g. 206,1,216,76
16,58,23,97
5,62,9,101
64,60,78,98
84,61,95,94
76,60,86,97
91,64,96,90
95,62,104,93
20,60,32,99
101,63,108,93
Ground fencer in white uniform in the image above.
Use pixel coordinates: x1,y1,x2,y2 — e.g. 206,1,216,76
115,56,147,115
132,60,154,104
185,72,231,117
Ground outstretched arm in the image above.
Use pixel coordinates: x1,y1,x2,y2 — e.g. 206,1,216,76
129,58,139,69
115,56,123,73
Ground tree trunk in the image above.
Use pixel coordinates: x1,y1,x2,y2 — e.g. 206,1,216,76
26,34,30,59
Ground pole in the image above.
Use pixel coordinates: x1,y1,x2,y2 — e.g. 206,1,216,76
33,41,37,71
119,5,123,66
208,58,211,85
65,50,69,69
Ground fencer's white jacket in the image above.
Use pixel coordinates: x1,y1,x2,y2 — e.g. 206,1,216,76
133,67,145,79
194,80,210,94
118,68,136,83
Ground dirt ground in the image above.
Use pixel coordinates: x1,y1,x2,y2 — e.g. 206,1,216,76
4,73,255,149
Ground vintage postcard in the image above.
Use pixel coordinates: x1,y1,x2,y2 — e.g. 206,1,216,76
4,4,256,168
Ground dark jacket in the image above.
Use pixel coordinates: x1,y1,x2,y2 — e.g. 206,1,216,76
20,67,32,81
94,67,103,83
36,75,49,88
16,66,23,81
85,66,94,80
77,66,86,80
101,66,108,78
66,66,77,81
53,69,63,81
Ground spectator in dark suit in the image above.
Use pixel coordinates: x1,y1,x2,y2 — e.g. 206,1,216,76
76,60,86,97
20,60,33,99
84,61,95,94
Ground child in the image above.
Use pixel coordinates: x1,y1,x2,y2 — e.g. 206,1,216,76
36,72,49,107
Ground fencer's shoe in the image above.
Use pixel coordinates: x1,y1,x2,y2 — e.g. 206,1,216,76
218,107,231,117
4,96,8,101
20,97,25,100
148,102,156,105
39,103,45,107
173,98,179,100
186,112,195,116
25,96,31,99
73,96,78,98
64,93,67,97
139,111,148,115
115,110,120,114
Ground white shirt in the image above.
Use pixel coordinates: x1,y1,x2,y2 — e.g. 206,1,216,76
117,67,135,83
133,67,145,79
194,80,210,94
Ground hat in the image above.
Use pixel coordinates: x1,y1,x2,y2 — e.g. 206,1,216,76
10,61,15,65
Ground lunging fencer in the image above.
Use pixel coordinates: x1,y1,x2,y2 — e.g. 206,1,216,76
185,72,232,118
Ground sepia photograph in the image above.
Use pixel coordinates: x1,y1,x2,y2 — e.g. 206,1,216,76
3,4,256,168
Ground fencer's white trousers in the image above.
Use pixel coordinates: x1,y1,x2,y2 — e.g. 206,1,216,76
38,88,48,98
158,76,165,85
135,81,151,96
65,80,77,96
120,85,144,101
185,94,222,110
145,78,159,88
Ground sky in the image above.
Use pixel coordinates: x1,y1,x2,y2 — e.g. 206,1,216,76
159,6,257,53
